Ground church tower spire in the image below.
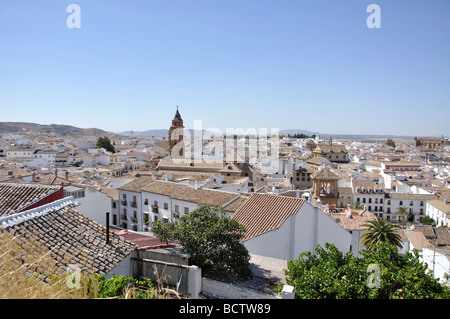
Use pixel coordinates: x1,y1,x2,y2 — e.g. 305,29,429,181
169,106,184,158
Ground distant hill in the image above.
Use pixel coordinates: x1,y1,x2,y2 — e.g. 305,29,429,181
117,129,169,138
0,122,115,137
280,129,414,141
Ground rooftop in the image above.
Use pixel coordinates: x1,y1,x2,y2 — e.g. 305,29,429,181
0,182,62,217
232,193,305,242
1,199,136,282
171,186,240,207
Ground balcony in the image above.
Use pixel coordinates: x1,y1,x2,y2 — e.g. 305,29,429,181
121,200,127,206
130,201,137,208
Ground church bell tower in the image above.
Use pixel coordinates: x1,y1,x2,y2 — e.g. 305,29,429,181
168,106,184,158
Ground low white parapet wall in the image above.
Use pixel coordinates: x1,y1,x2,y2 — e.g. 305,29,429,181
201,277,281,299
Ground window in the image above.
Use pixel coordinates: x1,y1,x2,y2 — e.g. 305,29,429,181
164,203,168,210
154,200,158,206
399,201,403,206
144,198,148,205
184,207,189,214
175,205,179,213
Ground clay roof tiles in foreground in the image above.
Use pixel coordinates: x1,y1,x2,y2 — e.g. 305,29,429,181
0,183,61,217
232,193,305,242
0,198,136,283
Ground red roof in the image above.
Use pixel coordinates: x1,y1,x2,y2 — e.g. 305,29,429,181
110,228,180,250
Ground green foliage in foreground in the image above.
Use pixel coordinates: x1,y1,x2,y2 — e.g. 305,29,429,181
284,242,450,299
86,274,159,299
152,205,252,280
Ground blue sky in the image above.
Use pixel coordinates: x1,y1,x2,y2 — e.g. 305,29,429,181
0,0,449,136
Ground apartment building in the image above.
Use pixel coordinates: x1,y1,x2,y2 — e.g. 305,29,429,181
352,180,385,217
384,193,437,223
116,178,241,232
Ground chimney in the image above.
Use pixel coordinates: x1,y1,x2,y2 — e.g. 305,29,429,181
106,212,110,244
65,171,69,180
316,198,322,211
264,185,268,194
296,188,300,198
32,172,36,182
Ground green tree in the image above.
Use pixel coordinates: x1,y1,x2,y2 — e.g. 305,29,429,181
421,216,435,226
360,218,403,250
396,206,410,225
284,242,450,299
151,220,176,245
152,205,252,280
96,136,115,153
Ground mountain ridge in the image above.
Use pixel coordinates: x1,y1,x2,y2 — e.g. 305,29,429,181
0,122,114,137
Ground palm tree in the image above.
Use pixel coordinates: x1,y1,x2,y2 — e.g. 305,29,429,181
360,218,403,250
350,201,364,210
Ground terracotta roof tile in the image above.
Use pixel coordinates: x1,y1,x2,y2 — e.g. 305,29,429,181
1,200,136,281
171,187,239,207
232,193,305,241
0,183,61,217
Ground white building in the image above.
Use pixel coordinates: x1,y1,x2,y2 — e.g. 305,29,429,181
427,199,450,227
384,193,437,223
351,180,385,217
232,193,352,261
422,248,450,287
116,178,242,232
6,147,35,158
33,150,58,167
